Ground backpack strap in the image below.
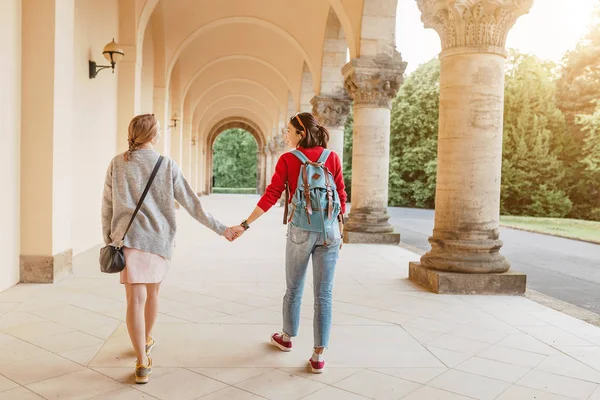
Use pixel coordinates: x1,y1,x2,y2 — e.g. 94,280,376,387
290,149,310,164
317,149,332,164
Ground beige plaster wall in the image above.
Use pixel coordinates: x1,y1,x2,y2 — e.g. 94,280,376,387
72,0,119,254
21,0,58,257
0,0,22,291
52,0,75,255
141,24,155,113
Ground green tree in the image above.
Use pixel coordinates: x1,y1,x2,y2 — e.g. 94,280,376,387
343,108,353,201
501,51,572,217
212,129,258,189
557,5,600,141
572,102,600,220
388,58,440,208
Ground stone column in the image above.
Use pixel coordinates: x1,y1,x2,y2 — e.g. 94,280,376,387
170,110,183,166
153,86,168,155
181,122,192,179
117,45,141,154
20,0,75,282
311,95,351,164
191,132,198,194
409,0,533,294
342,53,406,244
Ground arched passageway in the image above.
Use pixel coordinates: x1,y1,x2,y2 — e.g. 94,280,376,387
3,0,536,297
210,129,260,195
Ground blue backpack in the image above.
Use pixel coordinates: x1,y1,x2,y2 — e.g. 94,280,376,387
285,149,341,244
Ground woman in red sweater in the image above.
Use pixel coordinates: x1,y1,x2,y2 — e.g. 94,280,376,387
239,112,347,374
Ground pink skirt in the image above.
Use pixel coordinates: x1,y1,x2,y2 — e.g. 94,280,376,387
120,247,170,284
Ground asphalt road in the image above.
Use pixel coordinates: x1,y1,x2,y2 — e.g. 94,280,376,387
387,207,600,315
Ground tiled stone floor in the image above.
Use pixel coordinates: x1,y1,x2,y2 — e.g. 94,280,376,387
2,195,600,399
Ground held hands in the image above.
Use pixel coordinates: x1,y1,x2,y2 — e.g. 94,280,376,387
222,225,246,242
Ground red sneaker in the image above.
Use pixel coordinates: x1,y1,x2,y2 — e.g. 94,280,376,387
270,333,292,352
309,358,325,374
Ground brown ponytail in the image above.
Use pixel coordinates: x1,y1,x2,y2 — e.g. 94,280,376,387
290,112,329,149
124,114,159,161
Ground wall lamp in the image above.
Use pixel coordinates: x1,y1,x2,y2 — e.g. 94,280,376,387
168,114,180,128
89,39,124,79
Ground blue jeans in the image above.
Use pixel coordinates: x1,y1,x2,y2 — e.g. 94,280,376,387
283,222,341,348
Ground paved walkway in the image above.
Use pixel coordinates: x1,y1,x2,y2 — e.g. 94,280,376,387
2,195,600,399
386,207,600,315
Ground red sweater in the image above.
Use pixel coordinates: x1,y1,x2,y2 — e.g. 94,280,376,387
257,147,347,214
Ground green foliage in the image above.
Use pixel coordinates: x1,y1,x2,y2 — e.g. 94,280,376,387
212,187,257,194
343,109,353,201
212,129,258,190
501,51,572,218
556,6,600,141
341,35,600,221
571,102,600,220
388,59,440,208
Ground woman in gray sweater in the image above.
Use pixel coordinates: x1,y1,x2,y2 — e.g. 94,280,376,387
101,114,242,383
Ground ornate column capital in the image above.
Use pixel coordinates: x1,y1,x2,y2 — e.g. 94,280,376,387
310,95,352,127
342,53,407,108
416,0,534,52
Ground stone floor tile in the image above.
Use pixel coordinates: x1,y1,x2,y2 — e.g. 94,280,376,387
401,386,476,400
134,369,227,400
519,326,593,346
30,329,104,353
476,344,547,368
0,338,52,367
517,370,598,399
454,356,531,383
426,334,491,356
59,342,105,366
0,374,19,392
235,369,326,400
0,352,84,385
0,387,45,400
279,367,361,385
92,367,180,386
197,387,265,400
424,346,472,368
1,320,74,342
535,354,600,383
428,369,510,400
496,334,560,355
495,385,574,400
333,369,420,399
87,387,159,399
370,367,447,384
26,369,125,400
190,368,273,385
589,385,600,400
300,386,371,400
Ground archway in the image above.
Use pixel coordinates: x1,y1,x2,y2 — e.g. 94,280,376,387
204,117,267,195
211,128,259,195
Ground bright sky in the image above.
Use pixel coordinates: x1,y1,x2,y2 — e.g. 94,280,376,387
396,0,598,74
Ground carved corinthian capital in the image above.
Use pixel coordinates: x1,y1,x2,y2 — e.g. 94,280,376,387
310,95,352,127
342,53,407,108
416,0,534,51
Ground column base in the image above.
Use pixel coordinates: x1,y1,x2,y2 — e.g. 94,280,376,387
409,262,526,295
344,231,400,244
20,249,73,283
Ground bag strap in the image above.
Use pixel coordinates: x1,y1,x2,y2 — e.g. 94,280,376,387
283,181,289,225
317,149,332,164
290,149,310,164
120,155,164,243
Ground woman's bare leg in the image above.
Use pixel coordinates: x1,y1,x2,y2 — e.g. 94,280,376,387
125,283,148,365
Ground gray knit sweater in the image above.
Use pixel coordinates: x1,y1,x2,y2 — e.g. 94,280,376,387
101,149,227,259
